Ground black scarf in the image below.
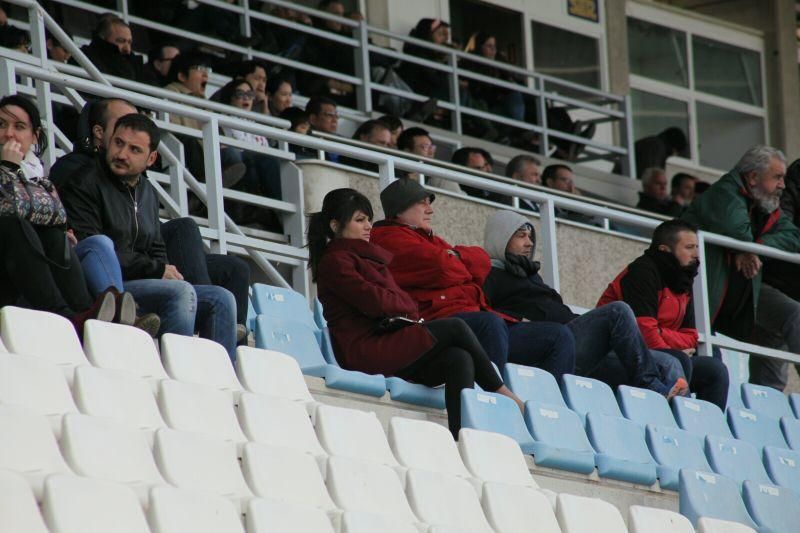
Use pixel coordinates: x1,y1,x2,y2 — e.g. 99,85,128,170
504,252,541,278
645,248,699,294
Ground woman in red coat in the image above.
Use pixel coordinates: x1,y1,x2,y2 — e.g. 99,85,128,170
309,188,523,437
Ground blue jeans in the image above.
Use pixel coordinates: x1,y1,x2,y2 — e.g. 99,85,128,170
452,311,575,381
75,235,124,296
569,302,673,394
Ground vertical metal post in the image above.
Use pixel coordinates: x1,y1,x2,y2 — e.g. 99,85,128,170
28,6,56,171
378,159,395,191
539,199,560,292
240,0,253,60
281,161,309,295
692,232,714,356
116,0,129,22
0,59,18,97
354,19,372,114
447,53,462,135
536,77,550,157
201,118,227,254
163,134,188,216
620,94,637,179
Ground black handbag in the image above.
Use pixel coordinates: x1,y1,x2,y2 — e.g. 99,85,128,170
376,316,424,333
0,164,67,227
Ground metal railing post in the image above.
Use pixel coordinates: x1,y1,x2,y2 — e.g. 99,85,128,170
537,77,550,157
0,59,18,96
620,94,637,179
692,232,714,357
28,5,56,171
354,19,372,114
539,199,560,292
163,133,188,216
280,161,309,294
240,0,253,60
201,118,227,254
447,52,462,135
115,0,129,23
378,159,395,191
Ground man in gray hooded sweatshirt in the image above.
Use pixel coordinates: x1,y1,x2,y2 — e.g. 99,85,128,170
483,210,686,395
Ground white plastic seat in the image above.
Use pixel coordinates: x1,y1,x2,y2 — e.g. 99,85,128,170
240,442,336,511
153,428,252,510
41,474,151,533
629,505,694,533
235,346,315,403
405,468,493,533
157,380,246,444
73,365,165,438
147,485,245,533
0,336,7,352
0,469,49,533
556,493,627,533
388,417,471,479
60,413,165,499
237,392,326,457
315,404,400,469
160,333,243,396
247,499,336,533
341,511,419,533
0,306,89,370
0,405,72,497
458,428,539,488
83,320,167,382
0,353,78,434
696,517,756,533
326,455,417,523
481,482,561,533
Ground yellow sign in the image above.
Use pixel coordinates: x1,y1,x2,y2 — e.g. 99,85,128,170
568,0,599,23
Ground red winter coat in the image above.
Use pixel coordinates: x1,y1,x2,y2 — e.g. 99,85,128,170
316,238,435,376
370,221,514,321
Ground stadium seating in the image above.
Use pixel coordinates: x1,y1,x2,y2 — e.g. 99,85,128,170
251,283,319,334
696,517,756,533
726,407,788,449
234,346,315,404
148,485,246,533
481,482,561,533
405,468,494,532
161,333,244,397
340,511,417,533
385,376,447,409
672,397,733,439
762,445,800,496
315,404,400,469
678,469,757,528
0,306,89,372
779,415,800,450
523,401,596,474
628,505,694,533
556,493,627,533
458,428,539,488
238,393,326,457
742,480,800,533
388,417,472,479
562,374,623,420
645,425,711,491
790,393,800,419
503,363,567,407
617,385,677,428
83,319,167,383
460,389,536,454
741,383,793,420
248,499,337,533
586,412,658,485
0,469,49,533
704,435,771,485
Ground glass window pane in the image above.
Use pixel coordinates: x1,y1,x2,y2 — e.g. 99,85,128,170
532,21,600,89
693,36,763,106
631,89,690,153
697,102,764,170
627,18,688,87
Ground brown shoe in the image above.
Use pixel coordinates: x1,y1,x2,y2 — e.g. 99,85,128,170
134,313,161,338
236,324,247,342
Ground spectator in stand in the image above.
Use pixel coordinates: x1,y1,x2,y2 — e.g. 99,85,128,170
46,31,71,63
352,119,391,148
506,154,541,212
371,179,576,380
463,31,525,123
46,30,80,144
452,147,511,205
671,172,697,209
396,127,463,194
632,127,689,179
636,167,682,217
281,106,316,160
682,145,800,391
80,15,157,84
694,180,711,197
58,113,239,359
598,219,729,409
144,44,179,87
378,115,403,149
307,96,341,162
234,60,270,115
0,25,29,53
267,76,294,117
311,188,523,437
542,164,602,227
484,210,688,398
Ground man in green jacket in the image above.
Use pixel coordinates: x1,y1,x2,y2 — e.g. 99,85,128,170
682,145,800,390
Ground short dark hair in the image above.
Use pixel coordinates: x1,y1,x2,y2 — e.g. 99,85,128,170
505,154,541,178
352,119,389,141
378,114,403,132
670,172,696,193
167,52,208,84
267,75,294,95
651,219,697,250
88,98,137,133
234,60,269,79
452,147,493,168
542,164,572,185
0,94,47,155
280,106,310,130
148,43,179,62
305,95,337,116
96,14,127,40
396,127,429,152
112,113,160,152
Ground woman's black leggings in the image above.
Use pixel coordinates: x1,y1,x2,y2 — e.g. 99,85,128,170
396,317,504,437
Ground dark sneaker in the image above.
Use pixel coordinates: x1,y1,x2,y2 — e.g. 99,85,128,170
221,162,246,188
134,313,161,338
236,324,247,342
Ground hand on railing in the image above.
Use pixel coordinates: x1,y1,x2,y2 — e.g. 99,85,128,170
734,252,762,280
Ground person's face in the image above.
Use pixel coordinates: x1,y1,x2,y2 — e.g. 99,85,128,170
516,162,540,185
245,67,267,96
97,101,138,149
269,82,293,114
363,127,391,148
179,66,209,97
154,46,179,77
431,25,449,44
674,178,696,202
751,157,787,197
466,152,491,173
661,231,699,268
505,228,533,257
387,127,401,149
310,103,338,133
396,197,434,232
0,105,37,156
105,127,158,179
480,37,497,60
547,168,574,192
107,23,133,55
644,171,668,201
47,39,71,63
324,2,345,32
410,135,435,158
292,121,310,135
337,209,372,241
231,82,255,111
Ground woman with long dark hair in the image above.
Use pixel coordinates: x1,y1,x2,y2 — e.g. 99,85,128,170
309,188,523,437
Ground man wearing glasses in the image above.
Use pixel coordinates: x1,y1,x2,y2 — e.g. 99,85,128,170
306,96,341,162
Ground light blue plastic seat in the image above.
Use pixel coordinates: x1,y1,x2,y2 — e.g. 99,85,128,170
503,364,566,407
618,385,677,428
779,416,800,451
252,284,320,340
727,375,744,409
704,435,771,486
645,425,711,491
313,298,327,329
460,389,535,454
742,480,800,533
561,374,622,421
385,377,446,409
246,297,257,332
585,413,657,486
678,469,757,529
523,401,595,474
741,383,793,420
255,316,386,397
763,445,800,496
727,407,788,450
672,397,732,439
790,393,800,419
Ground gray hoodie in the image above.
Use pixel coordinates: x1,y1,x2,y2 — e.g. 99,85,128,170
483,210,536,267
